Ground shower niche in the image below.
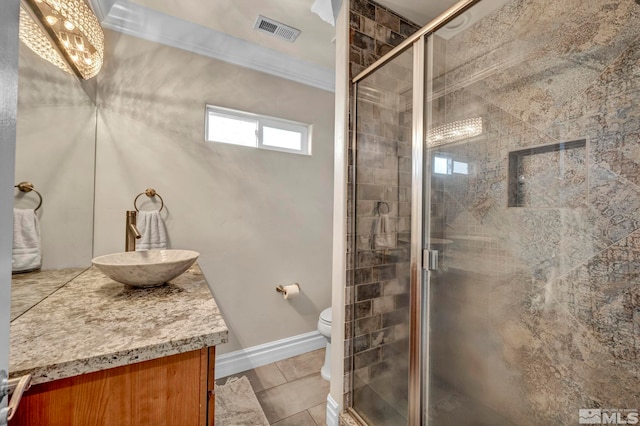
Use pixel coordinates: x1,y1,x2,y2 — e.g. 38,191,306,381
508,139,587,208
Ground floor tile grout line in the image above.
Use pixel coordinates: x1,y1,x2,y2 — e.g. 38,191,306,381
268,409,311,425
254,375,330,425
273,349,326,383
246,350,328,424
307,407,323,426
217,361,289,393
254,371,328,398
273,360,288,382
278,369,328,384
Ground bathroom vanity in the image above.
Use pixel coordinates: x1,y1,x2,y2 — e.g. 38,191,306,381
8,264,228,425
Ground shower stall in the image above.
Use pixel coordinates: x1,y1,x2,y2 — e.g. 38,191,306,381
348,0,640,424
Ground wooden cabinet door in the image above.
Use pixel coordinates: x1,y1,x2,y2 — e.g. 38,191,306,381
10,348,214,426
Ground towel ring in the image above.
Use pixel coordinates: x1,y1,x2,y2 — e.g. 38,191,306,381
14,182,43,212
134,188,164,212
376,201,390,215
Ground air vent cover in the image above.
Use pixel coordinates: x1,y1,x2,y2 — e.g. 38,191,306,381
254,15,301,43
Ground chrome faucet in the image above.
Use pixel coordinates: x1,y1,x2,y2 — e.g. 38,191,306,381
125,210,141,252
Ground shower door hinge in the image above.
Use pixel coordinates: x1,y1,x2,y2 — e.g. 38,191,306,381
422,249,438,271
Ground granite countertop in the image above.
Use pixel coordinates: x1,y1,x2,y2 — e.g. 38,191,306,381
9,264,228,385
10,267,86,321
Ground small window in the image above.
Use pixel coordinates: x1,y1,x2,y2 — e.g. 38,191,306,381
205,105,311,155
433,155,469,175
433,156,450,175
453,161,468,175
206,110,257,147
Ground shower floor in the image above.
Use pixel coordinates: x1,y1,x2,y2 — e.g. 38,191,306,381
354,383,407,426
353,356,409,426
353,379,516,426
429,382,517,426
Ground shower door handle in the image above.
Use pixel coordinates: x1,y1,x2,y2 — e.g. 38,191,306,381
422,249,438,271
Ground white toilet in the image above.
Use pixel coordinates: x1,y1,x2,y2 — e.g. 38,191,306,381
317,307,332,381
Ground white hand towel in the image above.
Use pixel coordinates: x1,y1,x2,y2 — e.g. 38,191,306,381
136,210,167,251
374,213,396,249
12,208,42,272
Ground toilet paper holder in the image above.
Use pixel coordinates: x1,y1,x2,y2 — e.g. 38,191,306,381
276,283,300,293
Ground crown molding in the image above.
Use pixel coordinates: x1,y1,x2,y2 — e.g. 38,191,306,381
88,0,116,23
95,0,335,92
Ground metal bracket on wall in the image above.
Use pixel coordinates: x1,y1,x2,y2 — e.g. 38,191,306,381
422,249,438,271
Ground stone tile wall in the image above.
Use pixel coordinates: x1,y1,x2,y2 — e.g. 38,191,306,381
349,50,414,422
348,0,419,78
344,0,419,413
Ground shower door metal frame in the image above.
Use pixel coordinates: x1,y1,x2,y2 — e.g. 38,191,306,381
408,34,425,426
350,0,481,424
352,0,480,83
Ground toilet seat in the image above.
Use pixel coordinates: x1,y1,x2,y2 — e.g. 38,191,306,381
318,308,332,340
319,307,332,324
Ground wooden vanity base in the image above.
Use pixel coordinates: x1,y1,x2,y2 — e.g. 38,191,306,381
9,347,215,426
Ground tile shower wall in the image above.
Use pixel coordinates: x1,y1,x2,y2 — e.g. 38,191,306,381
351,48,414,423
345,0,419,409
427,0,640,423
348,0,419,78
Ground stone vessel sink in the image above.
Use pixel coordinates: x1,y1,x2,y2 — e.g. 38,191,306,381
92,250,200,288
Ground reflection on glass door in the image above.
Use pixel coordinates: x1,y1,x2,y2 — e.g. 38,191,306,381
425,0,640,424
351,46,414,425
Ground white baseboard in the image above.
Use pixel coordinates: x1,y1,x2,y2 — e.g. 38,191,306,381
215,331,326,379
326,394,340,426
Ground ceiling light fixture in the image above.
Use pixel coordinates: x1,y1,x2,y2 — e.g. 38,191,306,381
426,117,483,146
19,0,104,80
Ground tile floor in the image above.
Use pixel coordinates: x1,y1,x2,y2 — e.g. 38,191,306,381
217,348,329,426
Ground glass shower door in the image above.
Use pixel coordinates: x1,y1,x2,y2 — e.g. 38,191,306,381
424,0,640,423
351,46,414,425
423,5,531,424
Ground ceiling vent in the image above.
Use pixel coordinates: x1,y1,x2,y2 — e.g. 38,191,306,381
253,15,301,43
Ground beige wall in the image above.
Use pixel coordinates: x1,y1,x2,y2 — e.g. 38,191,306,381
94,31,335,353
15,45,96,270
